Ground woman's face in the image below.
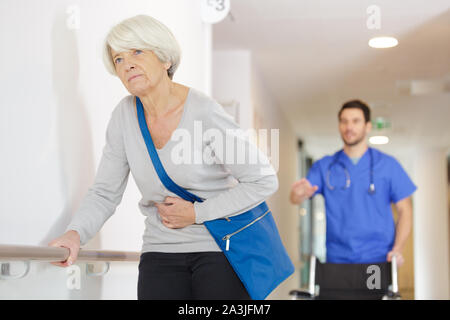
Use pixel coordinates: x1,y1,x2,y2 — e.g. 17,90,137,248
110,48,170,96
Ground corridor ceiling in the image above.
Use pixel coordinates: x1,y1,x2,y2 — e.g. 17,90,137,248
213,0,450,157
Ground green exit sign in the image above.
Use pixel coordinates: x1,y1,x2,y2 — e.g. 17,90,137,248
372,117,391,130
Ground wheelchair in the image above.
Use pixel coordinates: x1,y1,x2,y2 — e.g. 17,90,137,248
289,255,401,300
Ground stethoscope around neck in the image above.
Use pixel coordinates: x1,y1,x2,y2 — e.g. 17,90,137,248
325,148,376,195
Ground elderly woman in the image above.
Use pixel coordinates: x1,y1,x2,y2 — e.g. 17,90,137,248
49,15,278,300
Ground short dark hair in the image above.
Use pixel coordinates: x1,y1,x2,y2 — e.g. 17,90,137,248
338,100,371,123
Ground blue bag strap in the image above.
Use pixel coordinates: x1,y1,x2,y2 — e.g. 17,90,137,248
136,96,204,203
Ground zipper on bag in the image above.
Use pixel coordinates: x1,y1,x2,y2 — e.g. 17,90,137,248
222,209,271,251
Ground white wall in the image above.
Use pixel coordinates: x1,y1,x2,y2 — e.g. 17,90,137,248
413,148,450,300
212,50,300,299
0,0,211,299
212,50,253,129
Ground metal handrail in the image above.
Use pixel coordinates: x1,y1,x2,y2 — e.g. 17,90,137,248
0,244,140,262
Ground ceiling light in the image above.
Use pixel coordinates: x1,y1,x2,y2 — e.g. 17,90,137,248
369,136,389,145
368,36,398,48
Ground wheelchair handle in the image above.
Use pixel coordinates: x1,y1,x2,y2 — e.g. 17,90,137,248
391,254,398,294
309,255,316,295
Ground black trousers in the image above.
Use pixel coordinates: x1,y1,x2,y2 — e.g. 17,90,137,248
137,251,251,300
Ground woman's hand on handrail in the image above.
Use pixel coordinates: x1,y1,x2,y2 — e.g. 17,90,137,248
48,230,81,267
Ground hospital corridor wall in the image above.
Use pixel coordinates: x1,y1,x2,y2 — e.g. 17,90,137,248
0,0,212,299
412,149,450,299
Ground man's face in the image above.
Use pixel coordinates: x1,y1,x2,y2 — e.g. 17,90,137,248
338,108,371,147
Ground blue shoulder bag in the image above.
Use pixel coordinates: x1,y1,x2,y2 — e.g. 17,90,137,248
136,97,294,300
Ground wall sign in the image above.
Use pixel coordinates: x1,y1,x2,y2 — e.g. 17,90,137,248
201,0,231,24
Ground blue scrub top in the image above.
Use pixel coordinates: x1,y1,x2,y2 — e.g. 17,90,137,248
307,148,417,264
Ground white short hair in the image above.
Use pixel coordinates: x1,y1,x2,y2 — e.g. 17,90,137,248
102,15,181,79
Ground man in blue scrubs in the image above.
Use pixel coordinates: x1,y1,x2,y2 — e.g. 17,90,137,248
290,100,416,266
